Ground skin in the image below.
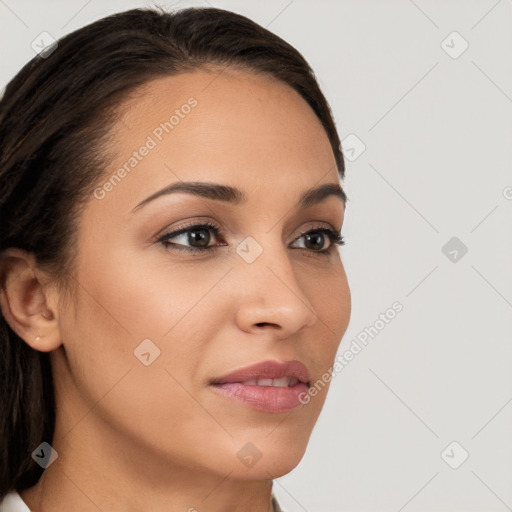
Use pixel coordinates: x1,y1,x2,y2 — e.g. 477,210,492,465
1,68,351,511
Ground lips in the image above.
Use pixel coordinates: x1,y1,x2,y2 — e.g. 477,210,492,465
209,360,312,413
210,360,311,387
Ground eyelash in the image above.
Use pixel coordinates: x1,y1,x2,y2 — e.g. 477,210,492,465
155,221,346,256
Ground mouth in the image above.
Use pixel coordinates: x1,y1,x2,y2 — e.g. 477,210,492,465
229,376,304,387
209,360,311,413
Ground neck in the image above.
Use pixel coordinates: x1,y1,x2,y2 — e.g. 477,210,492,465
20,431,275,512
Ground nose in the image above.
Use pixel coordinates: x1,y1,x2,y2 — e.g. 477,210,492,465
233,241,318,338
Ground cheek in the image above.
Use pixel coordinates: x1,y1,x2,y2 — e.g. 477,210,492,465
73,236,229,335
64,241,235,394
57,250,236,460
302,260,351,355
297,261,350,411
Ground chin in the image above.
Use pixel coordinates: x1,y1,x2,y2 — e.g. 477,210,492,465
227,442,309,480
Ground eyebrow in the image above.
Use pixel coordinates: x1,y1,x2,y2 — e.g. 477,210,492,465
131,180,347,212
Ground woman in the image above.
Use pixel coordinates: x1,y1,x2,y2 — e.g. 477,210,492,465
0,6,351,511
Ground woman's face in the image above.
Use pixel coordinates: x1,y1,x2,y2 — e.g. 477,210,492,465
54,68,351,481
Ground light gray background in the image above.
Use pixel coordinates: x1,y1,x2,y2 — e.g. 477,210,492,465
1,1,511,511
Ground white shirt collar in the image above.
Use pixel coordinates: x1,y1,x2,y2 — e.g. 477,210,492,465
0,491,31,512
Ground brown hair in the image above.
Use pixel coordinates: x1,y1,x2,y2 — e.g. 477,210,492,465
0,5,345,497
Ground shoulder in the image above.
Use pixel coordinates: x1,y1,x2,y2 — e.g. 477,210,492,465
0,491,31,512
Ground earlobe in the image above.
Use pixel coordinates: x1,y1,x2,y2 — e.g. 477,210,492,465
0,248,61,352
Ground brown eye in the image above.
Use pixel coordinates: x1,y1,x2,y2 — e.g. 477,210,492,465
303,232,328,251
157,222,225,254
182,227,211,247
291,227,345,254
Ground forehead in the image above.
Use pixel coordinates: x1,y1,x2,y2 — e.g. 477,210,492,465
118,69,331,156
88,69,340,223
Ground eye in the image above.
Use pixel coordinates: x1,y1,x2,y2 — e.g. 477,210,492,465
156,221,226,254
291,227,345,255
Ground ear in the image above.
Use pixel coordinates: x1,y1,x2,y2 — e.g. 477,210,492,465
0,248,62,352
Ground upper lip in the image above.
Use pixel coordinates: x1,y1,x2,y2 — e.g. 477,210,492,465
210,360,311,385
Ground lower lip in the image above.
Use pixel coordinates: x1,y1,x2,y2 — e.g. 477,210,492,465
210,382,310,413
